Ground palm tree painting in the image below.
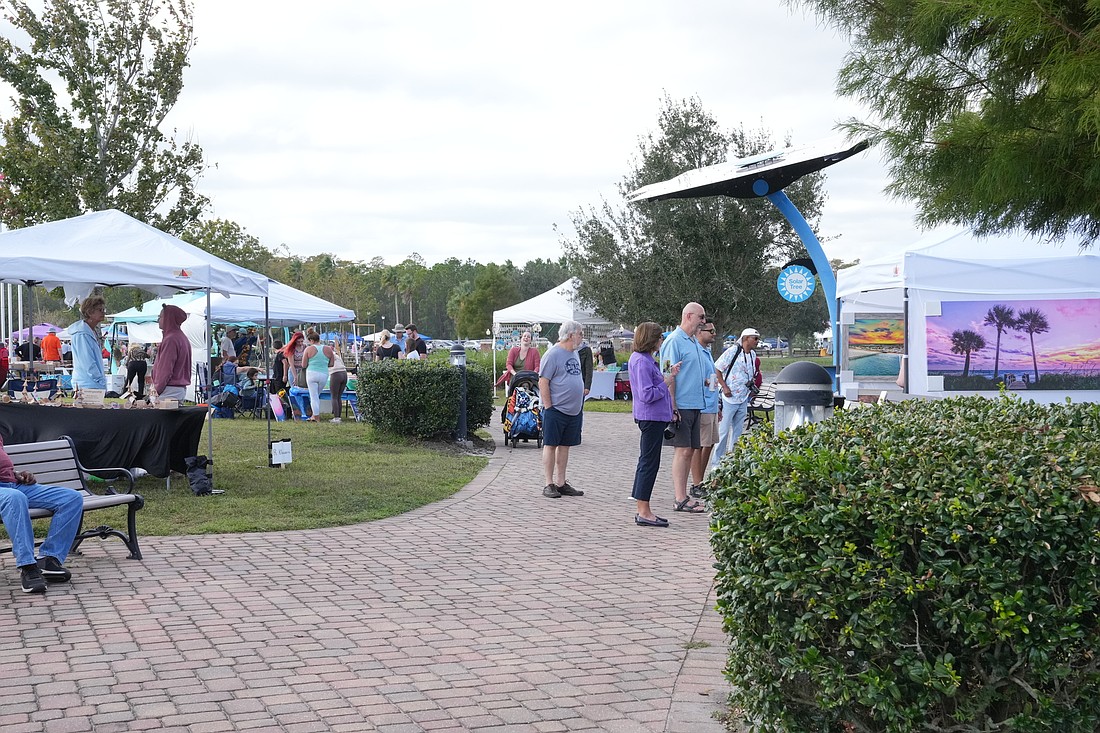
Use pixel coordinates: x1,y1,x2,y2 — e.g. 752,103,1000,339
950,329,986,377
982,305,1016,380
1014,307,1051,384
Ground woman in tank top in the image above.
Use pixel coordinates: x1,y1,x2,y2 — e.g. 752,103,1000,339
301,330,334,422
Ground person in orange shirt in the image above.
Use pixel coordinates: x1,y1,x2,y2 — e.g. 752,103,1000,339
40,329,62,363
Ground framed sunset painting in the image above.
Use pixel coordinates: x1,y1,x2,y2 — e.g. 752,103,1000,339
844,315,904,380
926,298,1100,390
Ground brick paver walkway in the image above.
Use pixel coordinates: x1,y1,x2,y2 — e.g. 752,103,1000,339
2,410,732,732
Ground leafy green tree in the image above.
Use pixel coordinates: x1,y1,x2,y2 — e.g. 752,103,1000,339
796,0,1100,243
1014,307,1050,383
515,257,572,301
0,0,207,234
950,329,986,378
183,219,273,273
982,304,1016,380
456,264,518,338
562,95,828,339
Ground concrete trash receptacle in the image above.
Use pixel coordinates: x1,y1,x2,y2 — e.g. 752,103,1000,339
773,361,834,435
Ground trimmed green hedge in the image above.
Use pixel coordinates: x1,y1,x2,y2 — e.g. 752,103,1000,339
356,360,493,439
710,396,1100,732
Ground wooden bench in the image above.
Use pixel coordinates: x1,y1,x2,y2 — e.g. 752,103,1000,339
745,382,777,431
2,436,145,560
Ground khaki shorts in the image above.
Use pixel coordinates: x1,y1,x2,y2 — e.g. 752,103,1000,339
699,411,719,448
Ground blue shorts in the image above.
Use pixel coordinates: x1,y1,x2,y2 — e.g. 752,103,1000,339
542,407,583,447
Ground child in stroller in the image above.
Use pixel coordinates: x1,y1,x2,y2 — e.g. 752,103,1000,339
501,369,542,448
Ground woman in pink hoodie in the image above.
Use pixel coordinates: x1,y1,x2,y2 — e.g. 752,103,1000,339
150,305,191,403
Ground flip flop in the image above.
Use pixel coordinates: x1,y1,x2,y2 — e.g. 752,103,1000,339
635,514,669,527
673,498,707,513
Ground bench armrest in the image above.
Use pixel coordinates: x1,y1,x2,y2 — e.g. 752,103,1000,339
61,435,137,495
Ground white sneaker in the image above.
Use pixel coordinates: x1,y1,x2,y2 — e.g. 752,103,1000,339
330,417,342,424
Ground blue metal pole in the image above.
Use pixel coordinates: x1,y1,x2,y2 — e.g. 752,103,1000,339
765,190,840,386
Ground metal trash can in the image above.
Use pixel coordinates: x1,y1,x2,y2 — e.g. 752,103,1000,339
773,361,835,435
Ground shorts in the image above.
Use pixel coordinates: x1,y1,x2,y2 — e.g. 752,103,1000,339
666,408,701,449
699,411,719,448
542,407,583,447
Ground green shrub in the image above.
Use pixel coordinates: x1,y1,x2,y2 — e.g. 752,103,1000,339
710,395,1100,732
356,360,493,439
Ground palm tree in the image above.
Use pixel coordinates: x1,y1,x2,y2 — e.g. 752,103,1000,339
950,329,986,378
982,304,1015,380
1014,308,1051,384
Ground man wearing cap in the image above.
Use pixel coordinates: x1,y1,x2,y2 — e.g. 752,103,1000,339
41,329,62,363
710,327,761,469
658,302,708,514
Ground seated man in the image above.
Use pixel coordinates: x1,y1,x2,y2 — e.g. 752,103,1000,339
0,435,83,594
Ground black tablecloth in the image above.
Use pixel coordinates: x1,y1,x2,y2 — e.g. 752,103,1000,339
0,403,207,477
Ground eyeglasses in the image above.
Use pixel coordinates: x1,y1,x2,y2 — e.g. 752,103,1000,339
700,328,715,333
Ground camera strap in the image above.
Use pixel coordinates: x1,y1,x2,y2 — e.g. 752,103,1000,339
723,344,744,383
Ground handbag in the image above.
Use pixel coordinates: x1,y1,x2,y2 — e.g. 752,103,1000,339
294,366,307,389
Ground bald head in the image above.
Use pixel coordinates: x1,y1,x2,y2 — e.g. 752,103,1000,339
679,302,706,334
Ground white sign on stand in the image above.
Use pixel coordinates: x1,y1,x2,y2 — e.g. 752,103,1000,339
270,439,292,468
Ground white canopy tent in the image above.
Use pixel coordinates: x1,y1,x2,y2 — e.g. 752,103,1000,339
836,228,1100,402
0,209,268,302
492,279,613,329
0,209,273,475
112,280,355,345
111,283,356,390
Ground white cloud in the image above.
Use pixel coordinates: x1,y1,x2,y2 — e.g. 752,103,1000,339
164,0,922,267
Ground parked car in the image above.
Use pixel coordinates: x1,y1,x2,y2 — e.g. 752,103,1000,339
463,340,481,350
758,338,788,351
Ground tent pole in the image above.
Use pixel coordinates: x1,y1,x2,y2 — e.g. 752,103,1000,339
265,295,272,451
902,287,910,395
205,287,214,478
17,284,24,357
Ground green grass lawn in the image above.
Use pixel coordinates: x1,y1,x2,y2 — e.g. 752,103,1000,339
9,418,488,540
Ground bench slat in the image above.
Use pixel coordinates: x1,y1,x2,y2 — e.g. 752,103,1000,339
3,436,144,561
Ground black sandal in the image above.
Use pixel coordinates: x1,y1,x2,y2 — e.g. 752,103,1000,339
674,497,707,513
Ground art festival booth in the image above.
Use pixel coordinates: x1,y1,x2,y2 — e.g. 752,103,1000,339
112,279,356,371
492,279,617,398
0,209,270,478
836,228,1100,404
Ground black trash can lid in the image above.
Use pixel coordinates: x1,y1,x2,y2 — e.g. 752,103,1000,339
775,361,832,386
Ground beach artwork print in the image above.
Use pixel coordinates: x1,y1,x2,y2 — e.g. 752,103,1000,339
926,298,1100,390
846,316,904,378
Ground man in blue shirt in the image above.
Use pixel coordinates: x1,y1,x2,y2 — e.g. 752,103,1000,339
691,319,723,497
658,302,708,514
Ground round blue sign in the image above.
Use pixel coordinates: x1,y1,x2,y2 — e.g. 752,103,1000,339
777,265,816,303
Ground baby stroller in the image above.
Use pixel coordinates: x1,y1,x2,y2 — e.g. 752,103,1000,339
501,370,542,449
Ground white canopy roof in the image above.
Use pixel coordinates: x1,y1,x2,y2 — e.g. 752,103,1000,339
837,227,1100,310
110,280,355,329
0,209,269,303
492,279,612,327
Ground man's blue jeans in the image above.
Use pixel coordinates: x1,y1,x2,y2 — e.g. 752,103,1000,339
709,398,750,470
0,482,84,567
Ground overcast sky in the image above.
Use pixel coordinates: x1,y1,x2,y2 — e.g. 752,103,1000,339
167,1,922,268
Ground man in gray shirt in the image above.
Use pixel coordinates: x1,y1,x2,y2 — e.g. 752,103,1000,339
538,320,586,499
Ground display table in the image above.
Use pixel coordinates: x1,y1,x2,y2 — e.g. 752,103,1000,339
585,370,617,400
0,403,207,477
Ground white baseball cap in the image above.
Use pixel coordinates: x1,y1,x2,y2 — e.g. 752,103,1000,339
740,328,761,339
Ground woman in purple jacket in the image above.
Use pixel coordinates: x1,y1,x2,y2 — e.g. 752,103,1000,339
627,322,679,527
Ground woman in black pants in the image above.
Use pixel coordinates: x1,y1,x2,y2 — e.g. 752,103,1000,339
125,343,148,399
